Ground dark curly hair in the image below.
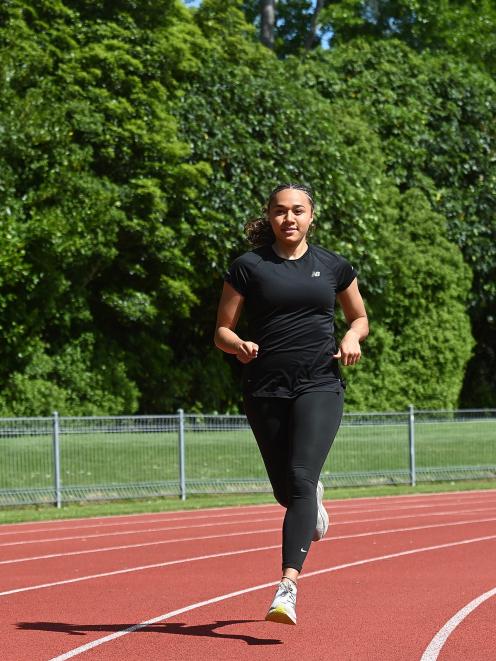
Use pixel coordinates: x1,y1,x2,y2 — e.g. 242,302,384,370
245,183,316,248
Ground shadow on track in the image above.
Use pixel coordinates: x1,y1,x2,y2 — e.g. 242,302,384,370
16,620,283,645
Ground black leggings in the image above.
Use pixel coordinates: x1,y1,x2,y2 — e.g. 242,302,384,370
244,389,344,573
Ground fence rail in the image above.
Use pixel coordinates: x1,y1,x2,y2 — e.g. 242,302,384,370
0,408,495,507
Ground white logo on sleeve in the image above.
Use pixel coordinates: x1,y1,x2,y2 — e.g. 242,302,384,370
311,271,320,277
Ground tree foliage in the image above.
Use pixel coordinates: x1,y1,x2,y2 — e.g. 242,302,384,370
0,0,209,414
296,39,496,406
241,1,496,75
0,0,492,413
324,1,496,76
174,24,473,411
345,189,473,410
242,0,332,56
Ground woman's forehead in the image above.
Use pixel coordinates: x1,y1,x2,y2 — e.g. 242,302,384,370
271,188,311,207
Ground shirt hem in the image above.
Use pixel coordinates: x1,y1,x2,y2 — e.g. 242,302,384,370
244,383,344,399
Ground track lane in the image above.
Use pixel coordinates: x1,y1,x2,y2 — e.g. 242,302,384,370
1,514,496,596
428,590,496,661
2,507,496,593
2,496,496,593
0,506,283,537
2,522,496,659
1,490,495,660
43,535,496,661
2,501,495,551
2,490,495,539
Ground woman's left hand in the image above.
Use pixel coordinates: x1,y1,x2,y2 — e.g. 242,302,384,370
333,330,361,366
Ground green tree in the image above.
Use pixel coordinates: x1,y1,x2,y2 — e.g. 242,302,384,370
175,33,473,410
0,0,484,415
324,1,496,76
345,189,473,410
297,40,496,406
240,1,496,73
242,0,333,56
0,0,210,414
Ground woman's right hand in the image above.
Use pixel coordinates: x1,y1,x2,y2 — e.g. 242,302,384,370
236,341,259,364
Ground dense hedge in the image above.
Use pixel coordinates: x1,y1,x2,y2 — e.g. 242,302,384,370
0,0,492,413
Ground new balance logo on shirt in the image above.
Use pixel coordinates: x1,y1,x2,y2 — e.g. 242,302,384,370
311,271,320,277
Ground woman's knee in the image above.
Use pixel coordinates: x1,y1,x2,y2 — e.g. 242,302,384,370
287,466,317,498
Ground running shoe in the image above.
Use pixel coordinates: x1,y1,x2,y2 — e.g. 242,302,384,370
313,480,329,541
265,579,297,625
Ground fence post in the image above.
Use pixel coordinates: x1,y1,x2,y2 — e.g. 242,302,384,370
52,411,62,508
177,409,186,501
408,404,416,487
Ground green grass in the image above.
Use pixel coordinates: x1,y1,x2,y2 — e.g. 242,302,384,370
2,421,495,487
331,420,496,472
0,479,495,525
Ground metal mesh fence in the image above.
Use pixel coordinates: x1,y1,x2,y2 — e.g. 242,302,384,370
57,416,180,502
0,417,54,505
323,412,412,486
414,409,496,481
183,414,269,494
0,408,495,506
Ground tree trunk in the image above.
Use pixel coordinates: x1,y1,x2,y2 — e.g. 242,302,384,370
304,0,324,50
261,0,276,49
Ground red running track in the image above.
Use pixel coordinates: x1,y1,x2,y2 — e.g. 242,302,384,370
1,490,495,660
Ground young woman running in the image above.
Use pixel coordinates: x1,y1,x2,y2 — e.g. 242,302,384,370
214,183,368,624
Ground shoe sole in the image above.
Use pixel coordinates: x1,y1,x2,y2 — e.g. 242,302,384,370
313,480,329,541
265,605,297,625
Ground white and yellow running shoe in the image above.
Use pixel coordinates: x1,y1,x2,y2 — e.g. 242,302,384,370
313,480,329,541
265,579,297,625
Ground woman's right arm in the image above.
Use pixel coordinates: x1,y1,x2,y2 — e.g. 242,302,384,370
214,282,259,364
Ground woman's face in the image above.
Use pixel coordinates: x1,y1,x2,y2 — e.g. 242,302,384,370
268,188,313,247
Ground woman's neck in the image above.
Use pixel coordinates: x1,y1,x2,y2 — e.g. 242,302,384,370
272,239,309,260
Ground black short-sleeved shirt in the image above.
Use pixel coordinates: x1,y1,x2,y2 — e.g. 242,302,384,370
224,243,357,398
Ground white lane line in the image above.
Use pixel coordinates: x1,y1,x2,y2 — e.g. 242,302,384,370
341,505,496,524
3,505,495,549
3,493,496,538
2,515,496,566
0,501,279,529
0,507,281,537
330,494,496,511
47,534,496,661
0,516,282,548
3,518,496,595
420,587,496,661
0,528,280,565
328,490,496,506
1,544,282,597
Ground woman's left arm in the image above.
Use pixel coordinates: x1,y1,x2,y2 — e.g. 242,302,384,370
334,278,369,366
